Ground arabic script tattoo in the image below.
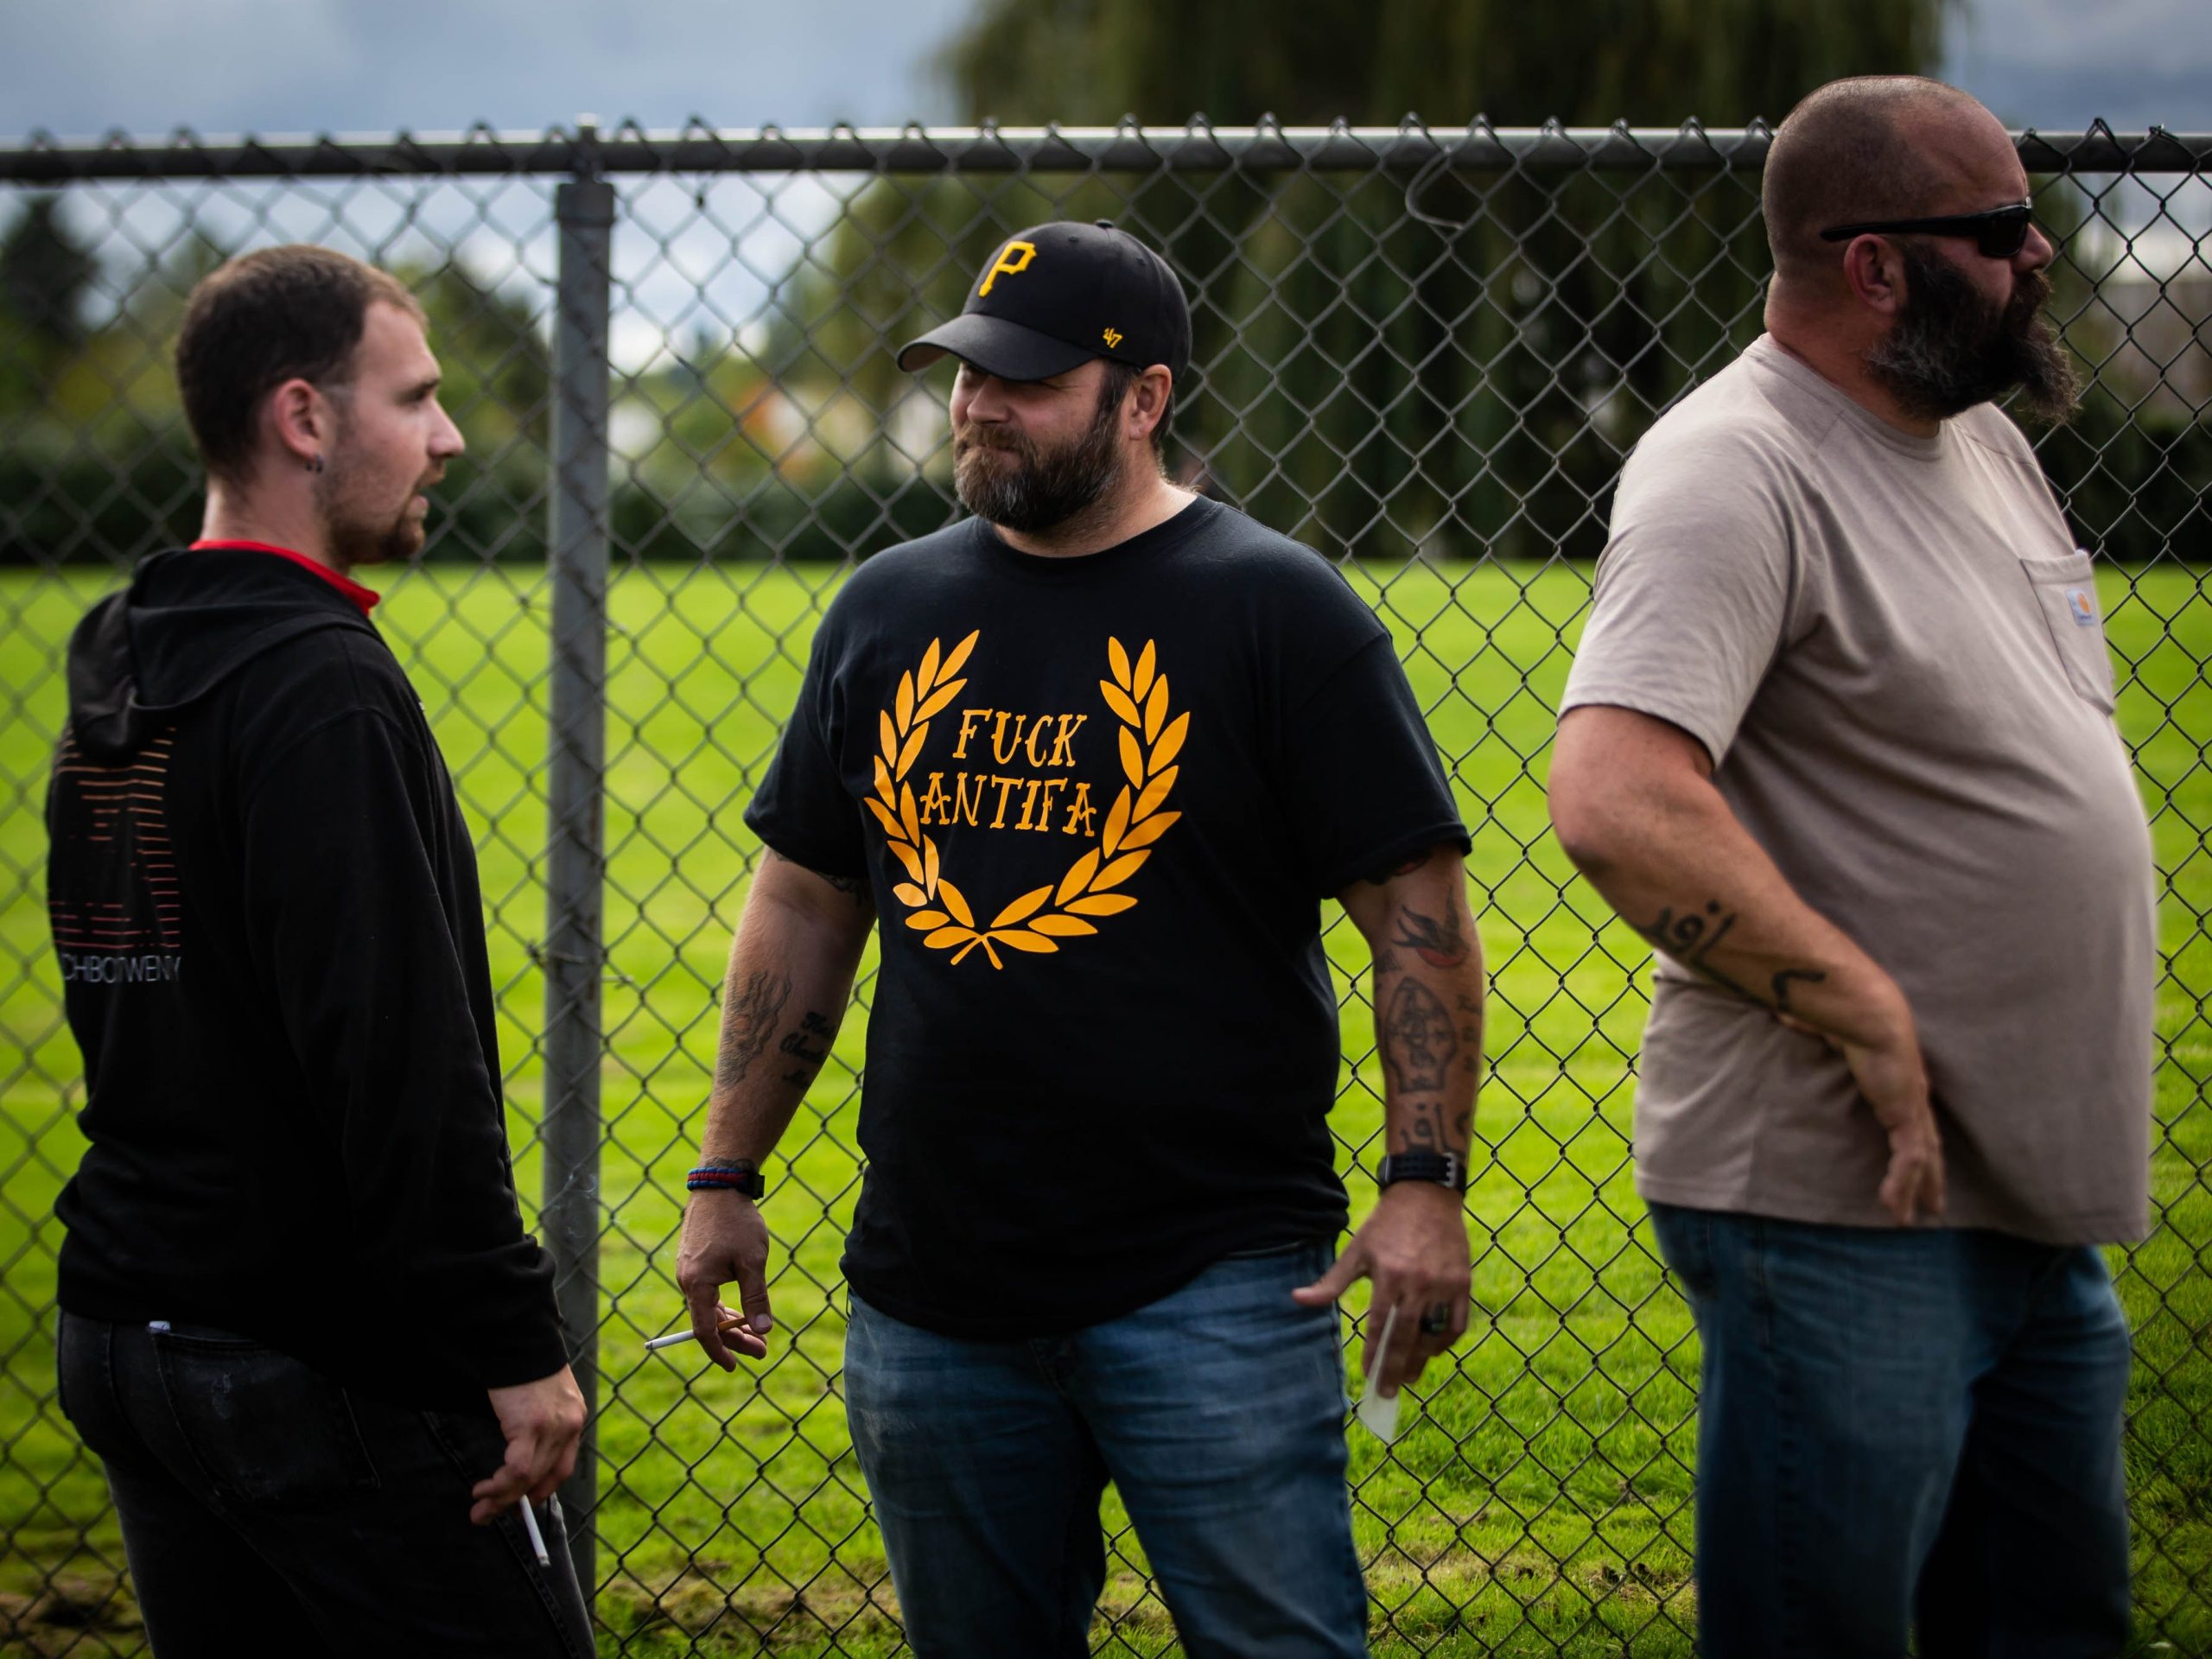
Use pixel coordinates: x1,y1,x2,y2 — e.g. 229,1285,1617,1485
1633,899,1827,1015
1770,968,1827,1012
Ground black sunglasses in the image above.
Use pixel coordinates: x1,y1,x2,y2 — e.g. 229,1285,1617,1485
1819,200,2036,260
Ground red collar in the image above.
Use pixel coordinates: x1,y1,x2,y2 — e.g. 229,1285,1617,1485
189,540,381,615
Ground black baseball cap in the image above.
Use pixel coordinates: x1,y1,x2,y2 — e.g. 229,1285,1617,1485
896,219,1192,384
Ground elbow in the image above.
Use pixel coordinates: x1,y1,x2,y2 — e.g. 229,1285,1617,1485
1546,781,1622,881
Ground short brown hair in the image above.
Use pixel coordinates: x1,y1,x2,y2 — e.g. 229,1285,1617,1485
175,245,423,482
1763,77,1985,283
1096,359,1173,464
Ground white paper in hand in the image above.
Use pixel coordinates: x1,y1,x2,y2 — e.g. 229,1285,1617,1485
1356,1304,1402,1443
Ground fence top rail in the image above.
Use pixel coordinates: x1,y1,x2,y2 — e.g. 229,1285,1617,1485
2,120,2208,182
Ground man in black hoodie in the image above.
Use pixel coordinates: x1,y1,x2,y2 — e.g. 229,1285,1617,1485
44,245,644,1656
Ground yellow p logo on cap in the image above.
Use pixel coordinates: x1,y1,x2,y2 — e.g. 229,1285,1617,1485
978,239,1038,296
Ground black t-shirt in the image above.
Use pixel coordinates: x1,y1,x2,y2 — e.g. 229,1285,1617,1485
747,497,1469,1338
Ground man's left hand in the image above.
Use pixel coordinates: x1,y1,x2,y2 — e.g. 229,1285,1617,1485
1293,1181,1472,1396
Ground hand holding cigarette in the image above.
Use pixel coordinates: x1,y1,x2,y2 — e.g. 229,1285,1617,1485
472,1365,586,1526
645,1309,766,1356
674,1186,778,1372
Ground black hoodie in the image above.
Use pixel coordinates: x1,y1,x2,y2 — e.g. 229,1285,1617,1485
47,545,567,1409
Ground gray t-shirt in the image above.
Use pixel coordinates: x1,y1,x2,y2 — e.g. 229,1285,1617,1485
1562,334,2156,1244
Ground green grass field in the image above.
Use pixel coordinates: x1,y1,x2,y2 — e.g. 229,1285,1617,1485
3,558,2209,1658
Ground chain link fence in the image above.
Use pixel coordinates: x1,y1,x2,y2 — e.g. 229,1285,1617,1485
1,120,2209,1656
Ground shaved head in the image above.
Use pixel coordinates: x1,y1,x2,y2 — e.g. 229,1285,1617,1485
1758,76,2075,427
1763,77,2001,285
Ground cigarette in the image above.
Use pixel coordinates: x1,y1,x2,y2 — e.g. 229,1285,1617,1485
1356,1305,1403,1443
518,1498,551,1568
1365,1304,1401,1391
643,1315,752,1353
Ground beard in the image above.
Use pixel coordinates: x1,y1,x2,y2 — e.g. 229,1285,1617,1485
315,456,431,572
1864,242,2079,425
953,378,1127,535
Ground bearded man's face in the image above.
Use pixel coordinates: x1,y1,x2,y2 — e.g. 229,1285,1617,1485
1865,240,2078,425
951,368,1128,534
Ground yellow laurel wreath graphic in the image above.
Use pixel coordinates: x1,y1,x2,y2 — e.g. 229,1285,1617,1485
867,631,1191,969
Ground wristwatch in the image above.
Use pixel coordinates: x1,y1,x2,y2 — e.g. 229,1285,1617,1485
1377,1149,1468,1194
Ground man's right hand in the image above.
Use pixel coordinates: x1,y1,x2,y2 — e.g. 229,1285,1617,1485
1841,1011,1945,1225
472,1365,586,1524
1788,994,1944,1225
676,1191,776,1372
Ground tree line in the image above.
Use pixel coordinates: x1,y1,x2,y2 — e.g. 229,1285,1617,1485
3,0,2202,567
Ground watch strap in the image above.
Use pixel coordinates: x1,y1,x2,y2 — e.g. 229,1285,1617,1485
687,1160,766,1199
1377,1149,1468,1193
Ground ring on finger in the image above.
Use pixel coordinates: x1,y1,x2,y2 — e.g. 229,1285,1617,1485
1417,1301,1452,1337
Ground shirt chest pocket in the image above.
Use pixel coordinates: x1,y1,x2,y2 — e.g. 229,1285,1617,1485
2020,551,2117,713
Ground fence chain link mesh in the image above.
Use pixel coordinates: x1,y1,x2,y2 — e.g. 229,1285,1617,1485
1,122,2208,1656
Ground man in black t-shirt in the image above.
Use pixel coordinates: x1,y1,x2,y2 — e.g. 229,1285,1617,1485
677,222,1484,1657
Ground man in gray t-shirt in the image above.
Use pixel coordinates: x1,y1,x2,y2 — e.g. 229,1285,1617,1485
1550,77,2152,1658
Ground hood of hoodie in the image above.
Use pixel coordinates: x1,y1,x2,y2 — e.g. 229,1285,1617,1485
67,546,384,761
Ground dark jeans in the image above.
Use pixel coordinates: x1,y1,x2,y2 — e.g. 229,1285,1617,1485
1647,1204,2133,1659
843,1239,1369,1659
56,1311,594,1658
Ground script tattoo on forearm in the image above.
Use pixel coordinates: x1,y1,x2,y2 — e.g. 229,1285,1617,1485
1395,1095,1474,1156
1400,1098,1446,1152
1770,968,1827,1012
1635,899,1827,1014
1392,904,1471,969
1382,978,1456,1094
777,1010,836,1087
714,969,791,1094
1634,898,1756,1001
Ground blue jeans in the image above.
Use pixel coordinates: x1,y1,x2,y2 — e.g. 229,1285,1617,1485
843,1239,1368,1658
1647,1205,2133,1658
55,1311,594,1658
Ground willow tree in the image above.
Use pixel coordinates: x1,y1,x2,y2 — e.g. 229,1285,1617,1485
773,0,1957,559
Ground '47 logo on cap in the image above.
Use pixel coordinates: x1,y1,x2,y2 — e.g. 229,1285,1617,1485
978,240,1038,296
1102,327,1124,348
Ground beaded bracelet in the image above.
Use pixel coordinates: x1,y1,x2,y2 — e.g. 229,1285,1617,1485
687,1160,765,1198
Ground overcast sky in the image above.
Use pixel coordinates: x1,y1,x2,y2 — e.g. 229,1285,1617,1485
3,0,2202,376
2,0,2208,138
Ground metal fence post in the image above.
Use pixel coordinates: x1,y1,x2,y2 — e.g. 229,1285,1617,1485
543,134,614,1599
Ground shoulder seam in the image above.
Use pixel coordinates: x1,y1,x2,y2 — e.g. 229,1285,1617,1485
1955,416,2042,473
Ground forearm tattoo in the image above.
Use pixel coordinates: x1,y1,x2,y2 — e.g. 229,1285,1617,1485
1381,978,1456,1094
778,1009,837,1087
714,969,791,1094
770,848,873,912
1635,899,1827,1012
1769,967,1828,1012
1391,903,1471,969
